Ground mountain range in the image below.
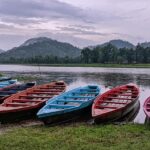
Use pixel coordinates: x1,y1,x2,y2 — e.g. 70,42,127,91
88,39,135,49
0,37,81,61
0,37,150,61
0,49,4,53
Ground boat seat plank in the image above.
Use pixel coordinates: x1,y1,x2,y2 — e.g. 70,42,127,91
97,105,117,109
73,92,98,94
146,108,150,111
107,97,133,100
12,99,43,103
64,96,94,99
100,101,128,105
118,94,137,97
39,87,64,90
34,89,62,92
27,92,59,95
19,95,52,98
49,104,75,108
6,102,31,106
57,99,85,103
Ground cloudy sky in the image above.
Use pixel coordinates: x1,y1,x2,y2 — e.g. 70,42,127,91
0,0,150,50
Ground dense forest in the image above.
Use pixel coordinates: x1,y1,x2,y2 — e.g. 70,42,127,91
81,44,150,64
0,43,150,64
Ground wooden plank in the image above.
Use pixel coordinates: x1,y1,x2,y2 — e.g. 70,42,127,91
107,97,133,100
97,105,117,109
19,95,52,98
57,99,85,103
12,99,43,103
27,92,59,95
101,101,128,105
39,87,64,90
6,102,31,106
33,89,62,92
65,96,93,98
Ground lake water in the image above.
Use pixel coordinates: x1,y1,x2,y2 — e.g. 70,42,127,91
0,64,150,124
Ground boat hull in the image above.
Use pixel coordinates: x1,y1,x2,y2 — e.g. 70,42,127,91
0,81,66,123
94,97,138,124
40,105,92,125
116,100,140,122
0,104,45,124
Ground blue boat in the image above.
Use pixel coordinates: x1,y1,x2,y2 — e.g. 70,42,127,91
0,79,17,88
0,77,12,82
37,85,100,124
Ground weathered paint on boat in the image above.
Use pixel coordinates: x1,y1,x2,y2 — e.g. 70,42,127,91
143,97,150,123
92,84,139,124
0,81,66,123
37,85,100,124
0,79,17,88
0,82,36,103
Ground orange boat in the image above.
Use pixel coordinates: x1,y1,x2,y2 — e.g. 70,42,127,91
0,81,66,123
92,84,139,123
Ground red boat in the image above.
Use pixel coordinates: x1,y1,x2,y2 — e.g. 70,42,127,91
143,97,150,122
92,84,139,123
0,81,66,123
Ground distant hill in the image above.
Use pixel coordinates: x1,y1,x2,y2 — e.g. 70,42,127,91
0,49,4,53
88,39,135,49
0,37,81,61
140,42,150,48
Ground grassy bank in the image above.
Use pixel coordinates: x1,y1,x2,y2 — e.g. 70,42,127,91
30,63,150,68
0,123,150,150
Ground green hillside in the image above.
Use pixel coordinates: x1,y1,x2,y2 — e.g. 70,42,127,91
0,37,81,61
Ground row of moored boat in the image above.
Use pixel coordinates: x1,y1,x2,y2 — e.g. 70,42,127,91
0,77,148,124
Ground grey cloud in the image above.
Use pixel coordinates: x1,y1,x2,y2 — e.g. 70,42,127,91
0,0,86,23
0,23,16,29
58,26,109,36
1,16,46,25
69,24,95,30
0,34,31,50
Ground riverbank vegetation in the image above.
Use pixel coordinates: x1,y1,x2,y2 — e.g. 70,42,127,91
0,123,150,150
31,63,150,68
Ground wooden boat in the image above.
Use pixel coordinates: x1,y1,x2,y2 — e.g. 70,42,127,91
0,79,17,88
143,97,150,123
92,84,139,123
37,85,100,124
0,81,66,123
0,82,36,103
0,77,12,82
117,100,140,122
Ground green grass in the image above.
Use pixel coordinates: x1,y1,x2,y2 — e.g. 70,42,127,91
30,63,150,68
0,123,150,150
0,73,4,77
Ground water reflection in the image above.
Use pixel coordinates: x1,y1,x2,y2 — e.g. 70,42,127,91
2,67,150,124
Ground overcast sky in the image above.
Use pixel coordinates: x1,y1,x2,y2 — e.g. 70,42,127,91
0,0,150,50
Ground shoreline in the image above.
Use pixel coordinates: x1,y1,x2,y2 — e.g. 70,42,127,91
1,63,150,68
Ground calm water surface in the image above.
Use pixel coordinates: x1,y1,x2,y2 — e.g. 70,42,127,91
0,64,150,124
